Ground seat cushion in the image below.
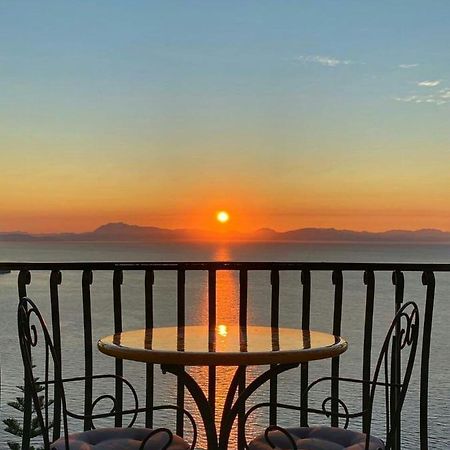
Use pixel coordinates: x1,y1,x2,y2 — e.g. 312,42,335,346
249,426,385,450
51,427,190,450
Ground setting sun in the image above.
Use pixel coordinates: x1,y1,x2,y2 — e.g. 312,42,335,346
216,211,230,224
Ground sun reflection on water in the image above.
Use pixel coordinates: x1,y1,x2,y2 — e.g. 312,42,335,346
217,324,228,337
184,246,259,449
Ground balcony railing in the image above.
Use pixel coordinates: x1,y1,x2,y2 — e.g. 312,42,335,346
0,261,444,449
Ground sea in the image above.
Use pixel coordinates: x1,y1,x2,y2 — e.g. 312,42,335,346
0,241,449,449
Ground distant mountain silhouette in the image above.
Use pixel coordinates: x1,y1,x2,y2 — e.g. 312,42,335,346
1,222,450,242
279,227,450,242
93,222,175,239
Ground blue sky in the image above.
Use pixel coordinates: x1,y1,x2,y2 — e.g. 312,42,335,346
1,1,449,232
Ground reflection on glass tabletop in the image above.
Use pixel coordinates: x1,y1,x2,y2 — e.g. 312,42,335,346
98,325,347,366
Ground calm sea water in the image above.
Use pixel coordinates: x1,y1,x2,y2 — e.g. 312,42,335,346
0,241,449,449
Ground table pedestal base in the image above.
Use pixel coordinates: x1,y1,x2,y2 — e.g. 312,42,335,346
161,363,299,450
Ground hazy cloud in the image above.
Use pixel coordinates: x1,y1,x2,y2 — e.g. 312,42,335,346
395,88,450,105
440,88,450,99
394,95,419,103
296,55,353,67
417,80,441,87
398,64,419,69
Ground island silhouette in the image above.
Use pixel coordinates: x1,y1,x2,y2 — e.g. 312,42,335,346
1,222,450,243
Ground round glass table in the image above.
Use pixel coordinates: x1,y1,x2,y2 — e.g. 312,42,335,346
98,325,347,450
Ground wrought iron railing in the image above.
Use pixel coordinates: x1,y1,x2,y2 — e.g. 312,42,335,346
0,261,444,449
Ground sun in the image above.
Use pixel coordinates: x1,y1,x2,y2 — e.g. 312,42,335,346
216,211,230,224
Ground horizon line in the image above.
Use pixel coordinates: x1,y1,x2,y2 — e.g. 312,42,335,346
1,221,450,235
1,222,450,243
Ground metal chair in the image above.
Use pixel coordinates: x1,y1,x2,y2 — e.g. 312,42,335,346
17,296,193,450
247,301,420,450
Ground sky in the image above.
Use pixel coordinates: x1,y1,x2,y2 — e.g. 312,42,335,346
1,1,450,233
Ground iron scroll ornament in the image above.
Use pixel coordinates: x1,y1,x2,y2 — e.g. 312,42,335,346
243,301,419,450
18,297,198,450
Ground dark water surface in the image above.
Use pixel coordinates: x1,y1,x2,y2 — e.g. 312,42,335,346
0,241,449,449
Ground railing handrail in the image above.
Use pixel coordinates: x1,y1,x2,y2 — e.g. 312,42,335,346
1,261,450,271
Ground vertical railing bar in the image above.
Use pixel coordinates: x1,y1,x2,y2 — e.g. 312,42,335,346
176,269,186,437
145,271,155,330
82,270,94,431
270,270,280,328
18,270,32,450
145,270,155,428
239,269,248,326
420,271,435,450
238,269,248,450
300,269,311,426
208,269,217,417
331,270,343,427
392,270,404,450
50,270,62,440
362,269,375,434
269,269,280,425
113,269,124,428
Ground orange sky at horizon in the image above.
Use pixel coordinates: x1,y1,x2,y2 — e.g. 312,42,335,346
3,141,449,234
1,202,450,234
1,152,449,234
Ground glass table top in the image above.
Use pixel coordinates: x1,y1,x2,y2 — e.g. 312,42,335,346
98,325,347,366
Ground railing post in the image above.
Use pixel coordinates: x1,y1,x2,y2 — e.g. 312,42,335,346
18,269,32,450
269,269,280,425
113,269,124,427
331,270,343,427
420,271,435,450
176,268,186,437
50,270,62,440
238,269,248,450
300,269,311,427
145,269,155,428
362,270,375,434
208,269,217,416
392,270,404,450
82,269,94,430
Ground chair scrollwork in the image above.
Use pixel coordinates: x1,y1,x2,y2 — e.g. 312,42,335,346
18,297,197,450
243,301,419,450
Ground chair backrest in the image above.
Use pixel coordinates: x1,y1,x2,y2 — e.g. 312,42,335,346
367,300,419,449
17,296,70,450
241,301,420,450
